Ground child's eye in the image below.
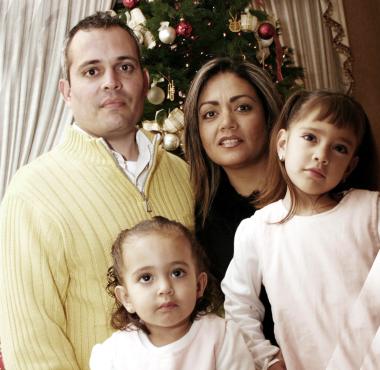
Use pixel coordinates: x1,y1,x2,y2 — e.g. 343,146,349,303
302,133,316,142
171,268,185,278
138,273,152,283
334,144,348,154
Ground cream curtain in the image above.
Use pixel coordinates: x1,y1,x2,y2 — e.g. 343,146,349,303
264,0,351,92
0,0,114,200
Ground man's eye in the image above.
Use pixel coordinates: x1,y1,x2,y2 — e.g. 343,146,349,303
85,68,97,77
120,64,134,72
139,274,152,283
171,269,185,278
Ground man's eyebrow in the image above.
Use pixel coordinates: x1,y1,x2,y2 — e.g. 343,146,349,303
77,56,139,70
77,59,100,70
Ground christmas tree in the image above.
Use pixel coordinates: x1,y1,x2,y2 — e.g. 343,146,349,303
114,0,303,151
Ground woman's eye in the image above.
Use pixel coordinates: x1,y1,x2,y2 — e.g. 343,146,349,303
302,134,316,142
334,144,348,154
171,269,185,278
203,111,216,119
139,274,152,283
236,104,251,112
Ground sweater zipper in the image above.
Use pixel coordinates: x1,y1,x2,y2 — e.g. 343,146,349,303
141,191,152,212
140,135,159,213
101,133,158,214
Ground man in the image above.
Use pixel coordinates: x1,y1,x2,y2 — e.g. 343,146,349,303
0,12,193,370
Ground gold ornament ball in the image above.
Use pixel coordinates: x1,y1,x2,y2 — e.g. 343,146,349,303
159,26,176,44
147,86,165,105
163,133,180,151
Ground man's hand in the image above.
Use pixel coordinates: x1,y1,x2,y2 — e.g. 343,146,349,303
268,361,286,370
268,351,286,370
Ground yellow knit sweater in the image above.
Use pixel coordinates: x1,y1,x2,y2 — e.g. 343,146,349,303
0,127,194,370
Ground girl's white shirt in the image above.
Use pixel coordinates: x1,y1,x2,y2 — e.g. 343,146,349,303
89,314,255,370
222,189,380,370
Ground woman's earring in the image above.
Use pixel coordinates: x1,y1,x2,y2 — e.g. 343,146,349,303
278,153,285,162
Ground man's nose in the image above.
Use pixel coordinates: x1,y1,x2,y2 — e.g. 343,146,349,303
102,70,121,90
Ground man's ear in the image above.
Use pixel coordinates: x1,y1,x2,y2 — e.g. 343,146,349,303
59,79,72,105
196,272,208,299
343,156,359,181
115,285,136,314
277,129,288,161
142,68,150,97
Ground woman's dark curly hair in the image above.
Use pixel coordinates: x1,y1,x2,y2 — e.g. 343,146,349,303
107,216,223,334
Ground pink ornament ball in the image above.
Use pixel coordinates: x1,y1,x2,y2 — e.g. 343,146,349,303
175,20,193,38
123,0,139,9
257,22,276,40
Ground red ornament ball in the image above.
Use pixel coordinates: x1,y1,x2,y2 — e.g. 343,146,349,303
175,20,193,38
257,22,276,40
122,0,139,9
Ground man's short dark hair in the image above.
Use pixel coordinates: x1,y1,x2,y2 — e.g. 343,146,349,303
61,11,142,82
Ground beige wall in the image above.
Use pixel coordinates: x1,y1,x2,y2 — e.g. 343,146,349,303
344,0,380,165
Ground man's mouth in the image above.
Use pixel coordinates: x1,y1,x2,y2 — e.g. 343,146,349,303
101,98,125,108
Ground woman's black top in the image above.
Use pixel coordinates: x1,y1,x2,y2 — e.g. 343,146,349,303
196,171,276,344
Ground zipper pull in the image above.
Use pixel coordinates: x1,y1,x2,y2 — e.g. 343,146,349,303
142,192,152,212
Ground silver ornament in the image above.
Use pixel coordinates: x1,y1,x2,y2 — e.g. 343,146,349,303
159,26,176,44
163,133,180,151
147,86,165,105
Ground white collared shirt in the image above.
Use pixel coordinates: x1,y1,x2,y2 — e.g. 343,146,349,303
72,123,154,192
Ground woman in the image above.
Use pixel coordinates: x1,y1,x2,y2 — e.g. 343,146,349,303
184,57,283,344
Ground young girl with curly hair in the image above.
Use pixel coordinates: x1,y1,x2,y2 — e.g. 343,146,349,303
90,216,255,370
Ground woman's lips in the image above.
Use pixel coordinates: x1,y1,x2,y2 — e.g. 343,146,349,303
218,136,242,148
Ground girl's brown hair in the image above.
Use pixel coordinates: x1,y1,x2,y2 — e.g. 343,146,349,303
184,57,282,226
257,89,379,221
106,216,222,333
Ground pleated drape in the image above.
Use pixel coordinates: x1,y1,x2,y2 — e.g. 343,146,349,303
265,0,349,91
0,0,114,200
